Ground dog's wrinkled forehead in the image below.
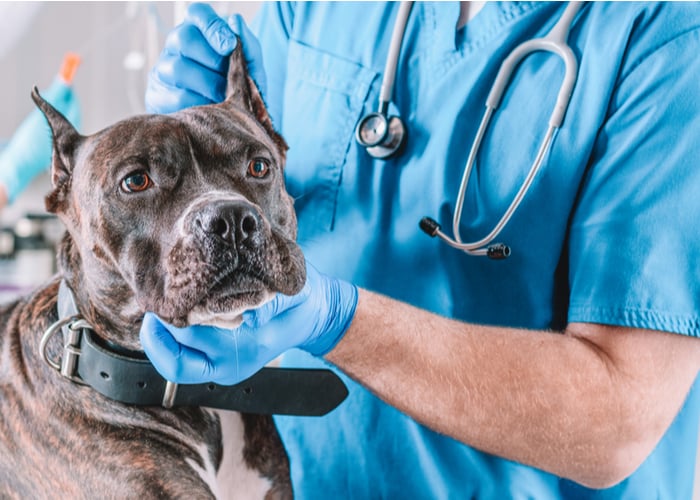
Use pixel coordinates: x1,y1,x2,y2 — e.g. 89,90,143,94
82,115,190,183
178,104,286,168
75,106,280,198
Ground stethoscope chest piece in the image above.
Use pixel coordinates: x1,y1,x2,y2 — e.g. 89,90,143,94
356,112,407,159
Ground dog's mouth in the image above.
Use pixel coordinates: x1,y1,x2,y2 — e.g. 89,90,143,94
207,265,270,305
171,254,301,328
186,263,273,324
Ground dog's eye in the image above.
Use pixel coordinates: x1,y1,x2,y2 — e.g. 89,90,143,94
121,171,152,193
247,158,270,179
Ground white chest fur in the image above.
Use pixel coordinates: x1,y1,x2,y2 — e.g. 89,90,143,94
186,410,272,499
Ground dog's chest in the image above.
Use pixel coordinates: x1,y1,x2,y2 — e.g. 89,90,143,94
190,410,272,499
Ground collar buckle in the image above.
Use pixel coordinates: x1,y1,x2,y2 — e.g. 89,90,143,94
40,315,90,386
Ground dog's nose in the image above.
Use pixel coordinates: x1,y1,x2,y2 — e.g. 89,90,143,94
197,201,264,248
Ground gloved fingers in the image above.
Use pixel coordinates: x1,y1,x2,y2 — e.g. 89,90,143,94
152,52,227,103
185,3,238,56
140,312,215,384
145,2,236,114
145,69,216,114
164,22,230,74
226,14,267,97
146,314,241,356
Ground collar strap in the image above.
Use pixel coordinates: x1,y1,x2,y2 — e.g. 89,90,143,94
40,281,348,416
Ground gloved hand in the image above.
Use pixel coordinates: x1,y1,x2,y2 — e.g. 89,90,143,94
145,2,266,114
139,262,359,385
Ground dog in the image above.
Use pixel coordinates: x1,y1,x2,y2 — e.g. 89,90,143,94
0,43,312,498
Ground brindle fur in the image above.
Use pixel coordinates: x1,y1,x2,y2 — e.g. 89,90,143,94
0,44,301,498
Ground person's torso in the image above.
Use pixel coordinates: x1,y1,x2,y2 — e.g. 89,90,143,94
254,2,700,498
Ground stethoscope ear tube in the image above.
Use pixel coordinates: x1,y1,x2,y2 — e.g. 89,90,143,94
421,1,582,259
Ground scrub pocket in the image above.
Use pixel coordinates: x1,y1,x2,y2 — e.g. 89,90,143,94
282,41,376,240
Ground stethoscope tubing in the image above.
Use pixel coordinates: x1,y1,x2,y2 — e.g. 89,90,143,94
449,124,557,253
359,1,583,258
441,1,583,256
378,1,414,114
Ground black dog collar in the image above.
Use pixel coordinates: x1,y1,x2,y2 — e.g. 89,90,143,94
40,281,348,416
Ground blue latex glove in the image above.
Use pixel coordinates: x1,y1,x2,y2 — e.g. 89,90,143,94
139,262,359,385
145,2,266,114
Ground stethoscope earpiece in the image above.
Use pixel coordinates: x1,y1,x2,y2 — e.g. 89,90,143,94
419,217,511,260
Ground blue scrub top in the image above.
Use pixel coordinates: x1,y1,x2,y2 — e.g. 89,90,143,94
251,2,700,498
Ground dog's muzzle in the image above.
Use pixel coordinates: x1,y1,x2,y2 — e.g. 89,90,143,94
157,191,304,326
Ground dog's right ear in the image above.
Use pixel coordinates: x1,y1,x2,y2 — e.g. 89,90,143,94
222,41,287,155
30,86,82,213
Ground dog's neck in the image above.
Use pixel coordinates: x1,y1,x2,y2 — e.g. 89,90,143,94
57,233,144,351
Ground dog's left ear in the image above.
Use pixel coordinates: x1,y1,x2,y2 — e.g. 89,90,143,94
30,87,83,213
222,40,287,154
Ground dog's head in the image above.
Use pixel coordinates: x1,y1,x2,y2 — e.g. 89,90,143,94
32,43,305,335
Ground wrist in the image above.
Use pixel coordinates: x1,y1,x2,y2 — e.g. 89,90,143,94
304,280,359,357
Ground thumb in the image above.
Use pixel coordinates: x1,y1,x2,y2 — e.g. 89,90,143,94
139,312,184,380
243,285,311,328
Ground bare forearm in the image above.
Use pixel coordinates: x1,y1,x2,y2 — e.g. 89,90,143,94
326,289,700,488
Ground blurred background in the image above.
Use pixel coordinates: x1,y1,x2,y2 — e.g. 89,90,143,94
0,2,260,301
0,2,261,139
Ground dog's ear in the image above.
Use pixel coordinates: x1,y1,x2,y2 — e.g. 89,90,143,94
30,87,82,213
222,40,288,154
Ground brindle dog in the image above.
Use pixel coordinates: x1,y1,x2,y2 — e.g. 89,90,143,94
0,43,305,498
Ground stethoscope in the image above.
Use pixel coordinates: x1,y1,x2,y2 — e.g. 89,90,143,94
355,1,583,259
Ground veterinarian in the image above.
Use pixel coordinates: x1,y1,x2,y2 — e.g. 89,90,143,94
141,2,700,498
